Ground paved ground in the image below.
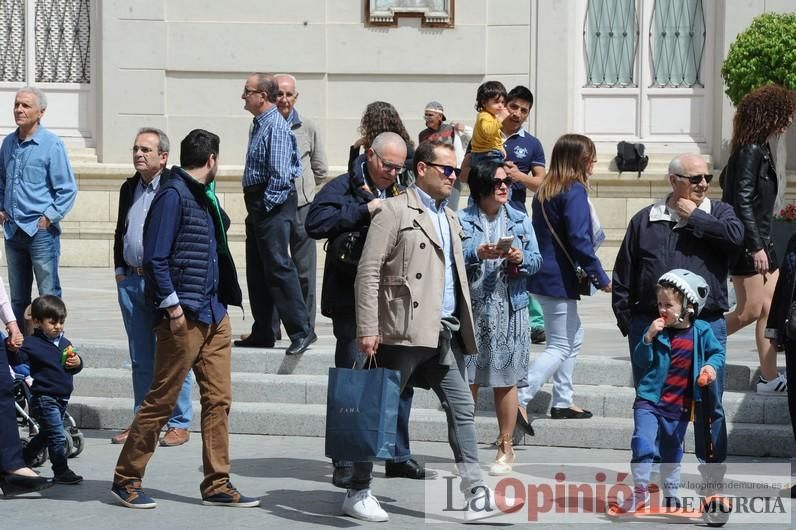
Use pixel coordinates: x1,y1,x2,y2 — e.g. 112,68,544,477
1,267,783,528
3,431,793,529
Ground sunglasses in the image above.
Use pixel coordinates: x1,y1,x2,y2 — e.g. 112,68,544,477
427,162,461,177
492,176,513,189
675,173,713,185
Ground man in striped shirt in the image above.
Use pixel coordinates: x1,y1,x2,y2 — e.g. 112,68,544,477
237,73,315,356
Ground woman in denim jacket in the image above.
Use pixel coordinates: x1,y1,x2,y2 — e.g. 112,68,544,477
459,159,541,475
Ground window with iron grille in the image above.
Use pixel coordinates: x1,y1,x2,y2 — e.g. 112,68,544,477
0,0,90,84
649,0,705,87
583,0,639,88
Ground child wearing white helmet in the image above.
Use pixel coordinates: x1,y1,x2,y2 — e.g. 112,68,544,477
609,269,726,514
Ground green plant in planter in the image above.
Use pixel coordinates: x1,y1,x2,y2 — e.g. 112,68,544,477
721,12,796,106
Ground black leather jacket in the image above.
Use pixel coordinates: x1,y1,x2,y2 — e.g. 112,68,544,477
720,143,777,252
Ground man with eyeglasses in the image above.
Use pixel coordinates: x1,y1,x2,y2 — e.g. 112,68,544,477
612,153,743,485
109,128,193,447
236,73,315,355
353,140,519,523
0,87,76,326
306,132,433,522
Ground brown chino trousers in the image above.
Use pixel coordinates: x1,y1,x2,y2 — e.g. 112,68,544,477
114,315,232,497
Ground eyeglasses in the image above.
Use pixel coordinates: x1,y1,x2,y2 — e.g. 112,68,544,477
374,150,405,173
675,173,713,185
424,113,438,119
132,146,156,154
427,162,461,178
491,176,513,189
241,88,263,97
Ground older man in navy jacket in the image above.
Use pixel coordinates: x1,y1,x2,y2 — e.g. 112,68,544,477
612,153,743,486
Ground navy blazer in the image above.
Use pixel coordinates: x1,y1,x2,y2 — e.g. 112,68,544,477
527,183,609,299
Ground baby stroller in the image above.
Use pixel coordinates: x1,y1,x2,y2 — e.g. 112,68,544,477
13,372,85,467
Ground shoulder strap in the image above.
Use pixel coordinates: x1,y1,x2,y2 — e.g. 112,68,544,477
539,199,578,271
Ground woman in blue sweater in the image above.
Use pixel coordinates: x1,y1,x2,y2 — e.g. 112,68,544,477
520,134,611,421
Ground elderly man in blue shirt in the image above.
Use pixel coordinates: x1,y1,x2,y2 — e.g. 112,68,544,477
0,87,77,325
237,73,315,356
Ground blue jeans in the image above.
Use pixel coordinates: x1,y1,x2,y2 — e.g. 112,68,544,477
117,274,192,429
631,407,689,497
331,314,413,468
24,394,69,474
628,313,727,465
5,227,61,325
519,295,584,409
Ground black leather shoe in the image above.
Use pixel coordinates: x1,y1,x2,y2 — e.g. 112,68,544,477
233,336,275,348
0,473,52,496
385,458,436,479
285,332,317,355
516,407,535,436
550,407,593,419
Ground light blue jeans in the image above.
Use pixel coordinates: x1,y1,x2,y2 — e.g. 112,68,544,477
5,227,61,325
117,274,192,429
518,295,584,409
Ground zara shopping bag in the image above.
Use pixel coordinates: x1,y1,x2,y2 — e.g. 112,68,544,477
325,365,401,461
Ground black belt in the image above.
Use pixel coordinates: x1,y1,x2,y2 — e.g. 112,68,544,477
243,183,267,195
128,266,145,276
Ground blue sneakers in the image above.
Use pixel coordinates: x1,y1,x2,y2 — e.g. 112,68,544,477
111,482,157,509
201,482,260,508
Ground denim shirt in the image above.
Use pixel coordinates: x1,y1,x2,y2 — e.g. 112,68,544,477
413,185,456,318
459,203,542,311
0,126,77,238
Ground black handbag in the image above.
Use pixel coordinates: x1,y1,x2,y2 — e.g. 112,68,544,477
540,201,592,296
326,227,368,274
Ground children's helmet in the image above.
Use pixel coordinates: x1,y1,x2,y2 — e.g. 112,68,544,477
657,269,710,317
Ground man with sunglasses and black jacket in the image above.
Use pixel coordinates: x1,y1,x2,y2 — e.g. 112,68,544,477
612,153,743,488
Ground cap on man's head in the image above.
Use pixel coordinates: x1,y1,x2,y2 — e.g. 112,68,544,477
424,101,446,122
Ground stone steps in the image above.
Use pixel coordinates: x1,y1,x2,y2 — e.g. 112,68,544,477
65,396,796,458
73,368,789,425
65,338,790,457
75,343,762,393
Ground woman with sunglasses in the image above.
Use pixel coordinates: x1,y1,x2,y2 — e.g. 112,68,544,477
348,101,415,186
459,159,541,475
521,134,611,424
721,84,796,394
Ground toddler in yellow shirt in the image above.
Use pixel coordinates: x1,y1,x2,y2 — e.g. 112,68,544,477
471,81,509,164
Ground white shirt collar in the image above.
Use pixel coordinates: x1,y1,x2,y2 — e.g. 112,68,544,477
649,195,711,228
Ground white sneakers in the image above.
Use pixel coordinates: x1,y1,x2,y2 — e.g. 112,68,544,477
757,373,787,394
342,488,389,522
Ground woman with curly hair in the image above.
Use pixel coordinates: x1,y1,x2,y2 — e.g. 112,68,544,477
348,101,415,185
721,84,796,393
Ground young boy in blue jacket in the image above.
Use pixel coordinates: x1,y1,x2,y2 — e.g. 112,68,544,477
612,269,725,514
10,295,83,485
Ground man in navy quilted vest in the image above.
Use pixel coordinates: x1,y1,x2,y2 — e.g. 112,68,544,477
111,129,258,509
